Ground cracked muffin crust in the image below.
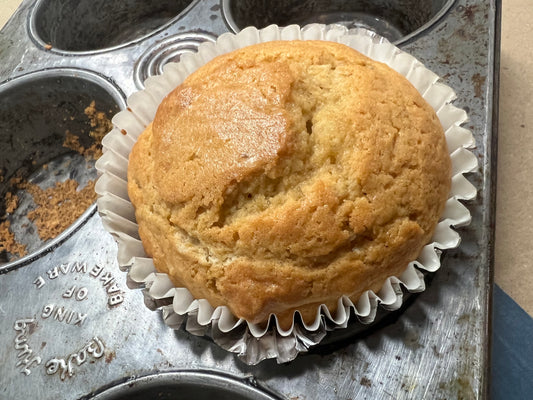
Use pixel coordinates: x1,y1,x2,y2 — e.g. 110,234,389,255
127,40,451,327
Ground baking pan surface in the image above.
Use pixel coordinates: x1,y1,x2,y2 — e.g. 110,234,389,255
0,0,498,398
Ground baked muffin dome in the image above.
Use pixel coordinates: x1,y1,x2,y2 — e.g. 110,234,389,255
127,40,451,327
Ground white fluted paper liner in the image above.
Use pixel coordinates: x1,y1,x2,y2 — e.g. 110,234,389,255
95,24,477,365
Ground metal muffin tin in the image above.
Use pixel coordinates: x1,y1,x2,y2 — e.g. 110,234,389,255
0,0,499,399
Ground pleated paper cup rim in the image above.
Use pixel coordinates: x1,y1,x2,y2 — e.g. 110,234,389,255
95,24,477,365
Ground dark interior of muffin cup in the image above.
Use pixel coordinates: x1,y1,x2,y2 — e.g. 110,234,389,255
30,0,194,52
0,70,123,266
223,0,453,43
87,372,279,400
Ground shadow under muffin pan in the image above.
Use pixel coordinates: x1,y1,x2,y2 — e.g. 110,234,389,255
0,0,498,399
0,69,124,268
222,0,455,44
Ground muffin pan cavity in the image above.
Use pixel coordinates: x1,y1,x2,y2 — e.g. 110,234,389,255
88,372,280,400
222,0,454,43
29,0,196,53
0,69,124,269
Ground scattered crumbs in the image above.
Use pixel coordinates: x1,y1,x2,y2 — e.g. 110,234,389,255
1,179,27,257
25,179,97,241
63,130,83,153
85,100,113,158
8,176,23,187
0,220,27,257
44,43,52,50
395,355,401,361
360,377,372,388
63,101,113,160
121,129,127,135
85,101,113,140
1,101,109,259
5,192,18,213
1,176,96,254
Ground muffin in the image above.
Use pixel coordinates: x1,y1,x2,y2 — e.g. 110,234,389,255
127,40,451,328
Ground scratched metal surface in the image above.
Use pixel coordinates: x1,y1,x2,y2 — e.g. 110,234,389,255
0,0,498,399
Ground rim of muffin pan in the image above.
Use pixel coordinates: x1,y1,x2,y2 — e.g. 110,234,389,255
28,0,199,54
83,370,283,400
221,0,456,45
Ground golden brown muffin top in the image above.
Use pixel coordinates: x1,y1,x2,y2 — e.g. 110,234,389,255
128,40,451,325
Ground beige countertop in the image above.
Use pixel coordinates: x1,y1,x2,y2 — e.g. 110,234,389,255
0,0,19,28
494,0,533,317
1,1,531,317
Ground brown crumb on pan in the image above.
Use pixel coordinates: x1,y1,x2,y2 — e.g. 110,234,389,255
63,130,83,153
84,100,113,159
5,192,18,214
0,220,27,257
83,141,103,159
24,179,97,241
62,101,113,159
8,176,23,187
0,178,97,255
0,179,26,258
44,44,52,50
